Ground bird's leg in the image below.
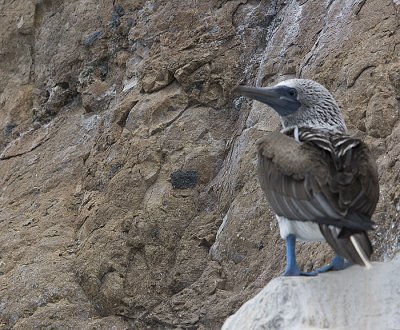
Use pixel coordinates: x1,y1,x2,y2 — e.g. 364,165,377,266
316,255,351,273
283,234,317,276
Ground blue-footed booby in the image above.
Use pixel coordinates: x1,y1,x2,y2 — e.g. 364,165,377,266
234,79,379,276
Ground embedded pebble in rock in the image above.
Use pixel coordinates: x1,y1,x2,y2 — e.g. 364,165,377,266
170,170,199,189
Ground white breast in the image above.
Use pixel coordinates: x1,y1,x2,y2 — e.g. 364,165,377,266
277,216,325,242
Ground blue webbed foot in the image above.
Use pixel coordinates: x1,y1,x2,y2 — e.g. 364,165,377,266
283,264,318,277
316,255,351,273
282,234,318,277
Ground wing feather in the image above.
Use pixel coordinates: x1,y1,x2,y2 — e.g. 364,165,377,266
256,129,379,231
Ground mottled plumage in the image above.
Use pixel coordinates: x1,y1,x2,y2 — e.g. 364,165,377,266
257,127,378,265
235,79,379,275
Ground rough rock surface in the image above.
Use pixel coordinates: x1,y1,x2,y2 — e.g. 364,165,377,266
222,258,400,329
0,0,399,329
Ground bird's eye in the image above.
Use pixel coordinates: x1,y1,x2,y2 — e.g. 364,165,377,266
288,88,297,97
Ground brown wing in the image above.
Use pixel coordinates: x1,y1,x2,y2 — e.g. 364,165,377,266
256,130,379,231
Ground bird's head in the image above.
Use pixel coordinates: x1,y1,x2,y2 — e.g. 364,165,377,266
234,79,347,132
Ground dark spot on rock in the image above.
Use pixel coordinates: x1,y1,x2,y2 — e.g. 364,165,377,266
127,238,145,250
232,254,246,264
110,5,125,29
83,30,103,47
4,123,17,137
257,241,264,251
185,81,204,95
151,228,161,240
33,82,78,124
210,26,220,35
114,4,125,17
170,170,198,189
110,11,121,29
31,187,40,195
56,81,70,89
98,63,109,80
193,81,204,91
168,278,186,294
199,238,212,249
127,17,135,28
109,163,123,179
157,150,168,165
249,14,275,28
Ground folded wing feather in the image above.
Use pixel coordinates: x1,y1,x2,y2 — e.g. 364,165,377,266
256,128,379,231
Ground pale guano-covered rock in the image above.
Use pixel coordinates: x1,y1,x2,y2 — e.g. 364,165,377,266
222,258,400,330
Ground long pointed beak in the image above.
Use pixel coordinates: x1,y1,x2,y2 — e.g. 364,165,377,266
233,85,281,104
233,85,300,116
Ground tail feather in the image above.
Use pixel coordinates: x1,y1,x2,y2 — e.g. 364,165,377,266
350,235,372,269
319,224,373,266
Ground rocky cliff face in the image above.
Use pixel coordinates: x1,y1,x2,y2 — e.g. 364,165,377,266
0,0,399,329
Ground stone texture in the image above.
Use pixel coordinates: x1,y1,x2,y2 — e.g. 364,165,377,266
0,0,399,329
223,258,400,329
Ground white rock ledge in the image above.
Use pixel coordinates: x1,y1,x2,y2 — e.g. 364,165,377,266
223,258,400,330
